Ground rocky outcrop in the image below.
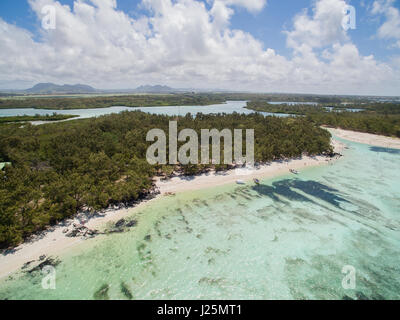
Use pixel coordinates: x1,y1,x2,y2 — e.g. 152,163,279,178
65,224,100,238
25,256,61,274
104,218,138,234
93,284,110,300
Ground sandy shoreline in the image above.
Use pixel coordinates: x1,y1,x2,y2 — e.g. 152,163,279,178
0,139,345,280
158,140,344,195
327,127,400,149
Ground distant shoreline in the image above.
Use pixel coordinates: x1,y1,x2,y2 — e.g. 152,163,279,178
327,127,400,149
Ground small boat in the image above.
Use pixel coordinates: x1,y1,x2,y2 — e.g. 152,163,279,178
164,192,176,196
290,169,299,175
253,178,260,185
236,180,246,185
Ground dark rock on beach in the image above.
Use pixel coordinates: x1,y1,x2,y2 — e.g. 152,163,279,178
126,219,137,228
65,224,99,238
104,218,138,234
21,260,35,270
115,219,126,228
26,256,61,274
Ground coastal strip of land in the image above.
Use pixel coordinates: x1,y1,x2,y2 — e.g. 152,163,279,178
0,138,345,280
0,114,79,123
158,140,344,194
327,128,400,149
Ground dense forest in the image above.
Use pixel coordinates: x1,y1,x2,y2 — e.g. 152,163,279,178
247,101,327,114
307,113,400,137
0,111,332,248
0,92,381,110
247,101,400,137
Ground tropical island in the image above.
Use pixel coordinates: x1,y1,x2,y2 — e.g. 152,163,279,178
3,0,400,301
1,91,400,250
0,109,334,248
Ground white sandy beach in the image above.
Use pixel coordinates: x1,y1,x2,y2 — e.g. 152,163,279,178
0,139,345,280
327,127,400,149
158,140,344,195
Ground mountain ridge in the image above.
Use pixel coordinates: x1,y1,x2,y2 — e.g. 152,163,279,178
25,83,179,94
26,83,96,94
134,85,175,93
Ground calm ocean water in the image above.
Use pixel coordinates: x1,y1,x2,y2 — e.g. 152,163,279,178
1,136,399,299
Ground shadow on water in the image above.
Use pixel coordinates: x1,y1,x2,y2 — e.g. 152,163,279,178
369,146,400,155
252,179,351,209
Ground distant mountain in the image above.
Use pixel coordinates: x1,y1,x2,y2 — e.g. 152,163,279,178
134,85,176,93
26,83,96,94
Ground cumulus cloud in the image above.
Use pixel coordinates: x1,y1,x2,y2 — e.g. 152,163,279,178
0,0,398,95
372,0,400,48
211,0,267,13
286,0,349,51
283,0,397,94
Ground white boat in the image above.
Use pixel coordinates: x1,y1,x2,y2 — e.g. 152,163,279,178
236,180,246,185
290,169,299,175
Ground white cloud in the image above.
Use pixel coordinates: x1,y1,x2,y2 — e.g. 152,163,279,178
283,0,397,94
372,0,400,48
212,0,267,13
0,0,398,95
285,0,349,51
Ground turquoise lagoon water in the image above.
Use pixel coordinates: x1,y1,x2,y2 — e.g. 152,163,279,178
1,137,400,300
0,101,250,118
0,101,289,119
0,101,252,119
0,101,361,121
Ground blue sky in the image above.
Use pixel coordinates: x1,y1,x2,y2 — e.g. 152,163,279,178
0,0,399,95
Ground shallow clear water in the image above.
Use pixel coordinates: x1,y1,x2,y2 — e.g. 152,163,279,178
1,137,399,300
